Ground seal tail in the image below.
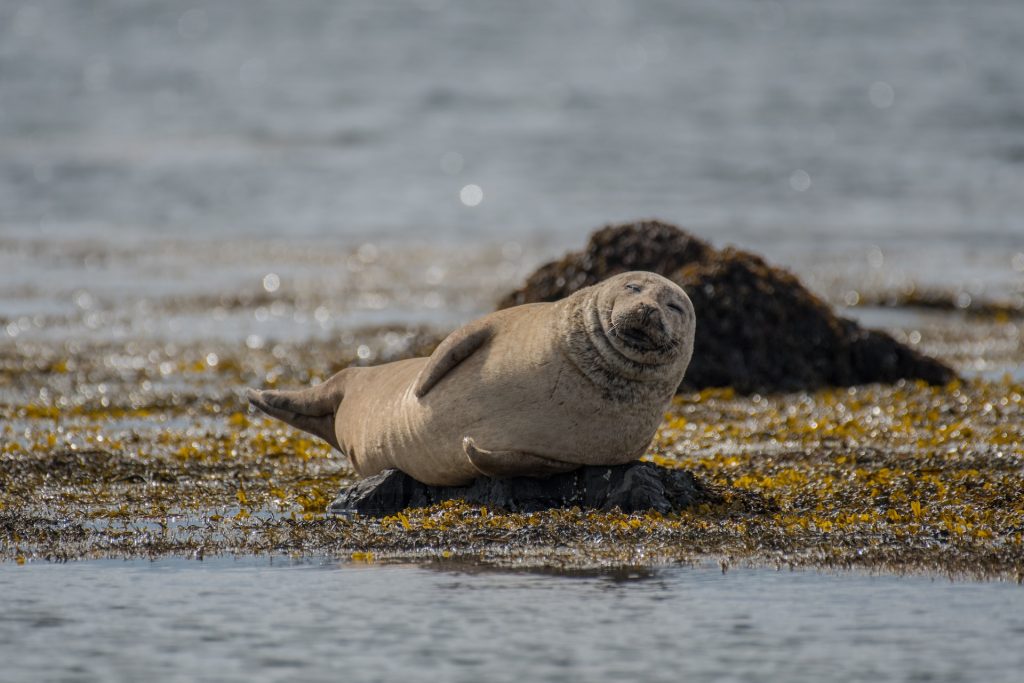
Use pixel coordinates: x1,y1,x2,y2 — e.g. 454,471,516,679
246,370,349,450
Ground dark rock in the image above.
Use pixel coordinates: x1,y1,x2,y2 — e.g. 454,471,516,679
498,220,955,394
498,220,713,309
327,462,719,517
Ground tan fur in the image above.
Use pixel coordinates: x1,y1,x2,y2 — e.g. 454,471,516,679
248,271,695,486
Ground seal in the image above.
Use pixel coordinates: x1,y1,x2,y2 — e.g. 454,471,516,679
247,271,695,486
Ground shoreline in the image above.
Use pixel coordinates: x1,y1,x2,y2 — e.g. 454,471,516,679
4,367,1022,580
2,229,1022,578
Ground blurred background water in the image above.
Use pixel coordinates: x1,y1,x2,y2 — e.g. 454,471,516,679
1,0,1022,339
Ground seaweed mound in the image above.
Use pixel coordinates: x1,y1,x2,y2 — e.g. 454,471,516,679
500,220,714,306
499,221,954,394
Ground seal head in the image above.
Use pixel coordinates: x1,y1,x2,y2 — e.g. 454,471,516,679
560,271,695,399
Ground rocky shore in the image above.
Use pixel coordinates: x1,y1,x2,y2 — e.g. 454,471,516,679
1,224,1021,578
3,376,1022,578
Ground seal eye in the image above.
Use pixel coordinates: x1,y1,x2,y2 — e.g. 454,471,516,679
667,303,684,314
625,283,642,293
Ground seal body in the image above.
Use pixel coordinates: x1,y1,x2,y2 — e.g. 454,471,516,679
249,271,695,486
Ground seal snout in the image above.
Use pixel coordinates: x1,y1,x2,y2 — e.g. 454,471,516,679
638,302,660,326
610,304,669,354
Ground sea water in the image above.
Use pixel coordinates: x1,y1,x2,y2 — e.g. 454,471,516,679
2,0,1022,288
2,559,1023,683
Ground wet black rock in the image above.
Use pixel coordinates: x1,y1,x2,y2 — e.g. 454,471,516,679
499,220,955,394
327,462,719,517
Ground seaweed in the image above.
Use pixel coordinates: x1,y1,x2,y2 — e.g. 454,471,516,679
499,221,955,393
3,346,1022,579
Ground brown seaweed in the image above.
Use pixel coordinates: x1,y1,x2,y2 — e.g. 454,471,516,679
499,220,955,393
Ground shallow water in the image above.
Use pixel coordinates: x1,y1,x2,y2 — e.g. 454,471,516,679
2,1,1022,354
2,560,1023,683
2,0,1023,300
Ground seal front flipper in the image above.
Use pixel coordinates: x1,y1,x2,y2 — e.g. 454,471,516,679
247,370,349,450
462,437,579,479
414,320,492,398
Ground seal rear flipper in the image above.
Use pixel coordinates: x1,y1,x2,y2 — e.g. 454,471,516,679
462,437,579,479
247,388,340,450
414,320,492,398
246,370,349,450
